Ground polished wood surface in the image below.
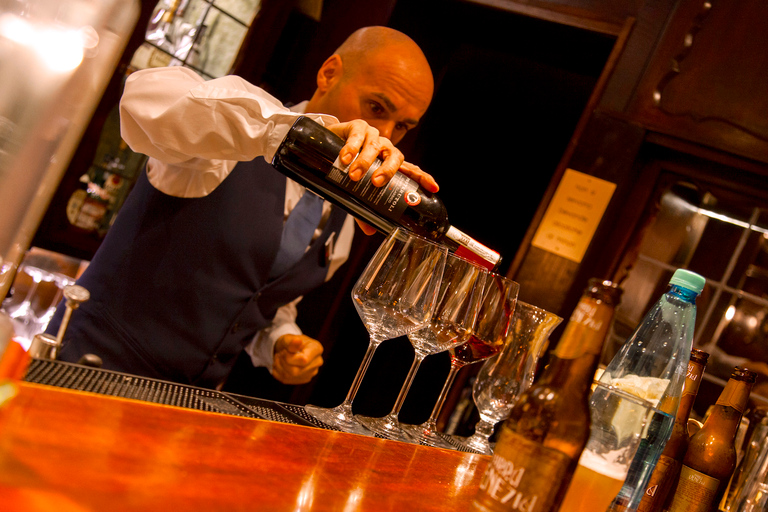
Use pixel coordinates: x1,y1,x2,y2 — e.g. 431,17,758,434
0,382,489,511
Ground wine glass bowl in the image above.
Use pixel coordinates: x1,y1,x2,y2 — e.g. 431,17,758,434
355,252,488,442
304,228,448,434
463,302,562,454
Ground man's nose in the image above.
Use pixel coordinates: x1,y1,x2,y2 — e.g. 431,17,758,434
371,121,395,142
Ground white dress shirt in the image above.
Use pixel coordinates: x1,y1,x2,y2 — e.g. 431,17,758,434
119,66,356,371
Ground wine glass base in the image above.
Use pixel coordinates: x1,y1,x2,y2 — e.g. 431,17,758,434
399,423,458,450
304,404,373,436
461,434,493,455
355,414,414,443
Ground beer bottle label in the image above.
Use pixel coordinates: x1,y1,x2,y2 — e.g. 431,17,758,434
682,360,704,398
553,297,613,359
472,429,571,512
637,454,681,512
666,465,719,512
715,383,750,413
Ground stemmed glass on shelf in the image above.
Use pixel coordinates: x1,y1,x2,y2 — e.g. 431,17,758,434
400,273,520,449
304,228,448,435
462,301,562,454
2,265,55,343
355,251,488,442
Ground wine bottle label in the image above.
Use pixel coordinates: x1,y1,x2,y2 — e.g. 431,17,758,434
637,454,681,512
473,429,571,512
330,156,416,219
553,297,613,359
666,465,719,512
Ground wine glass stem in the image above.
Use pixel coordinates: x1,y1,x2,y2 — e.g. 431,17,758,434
470,418,496,440
427,360,464,427
386,353,426,422
340,338,380,406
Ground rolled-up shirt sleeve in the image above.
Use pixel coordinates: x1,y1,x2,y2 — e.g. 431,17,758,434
119,67,337,197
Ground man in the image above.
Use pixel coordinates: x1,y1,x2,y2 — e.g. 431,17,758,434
47,27,436,389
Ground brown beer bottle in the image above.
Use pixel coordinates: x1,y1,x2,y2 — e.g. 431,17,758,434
633,348,709,512
664,367,756,512
471,279,622,512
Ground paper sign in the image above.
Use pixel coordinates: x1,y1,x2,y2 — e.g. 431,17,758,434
531,169,616,263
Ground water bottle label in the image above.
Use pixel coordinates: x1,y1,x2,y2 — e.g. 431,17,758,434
473,428,570,512
330,155,414,219
667,465,719,512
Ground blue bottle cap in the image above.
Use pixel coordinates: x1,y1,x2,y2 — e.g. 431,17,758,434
669,269,705,294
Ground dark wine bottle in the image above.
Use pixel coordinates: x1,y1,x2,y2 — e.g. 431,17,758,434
271,116,501,270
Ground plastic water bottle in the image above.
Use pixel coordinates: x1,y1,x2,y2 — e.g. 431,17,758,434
558,269,705,512
603,269,706,512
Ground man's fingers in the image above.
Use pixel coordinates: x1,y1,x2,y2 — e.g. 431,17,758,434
398,161,439,192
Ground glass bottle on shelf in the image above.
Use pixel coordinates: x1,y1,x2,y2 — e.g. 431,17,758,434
471,278,622,512
665,367,757,512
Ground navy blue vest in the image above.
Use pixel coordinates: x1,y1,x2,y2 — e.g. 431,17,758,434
48,158,347,387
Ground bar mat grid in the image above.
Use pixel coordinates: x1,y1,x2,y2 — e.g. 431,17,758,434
23,358,480,452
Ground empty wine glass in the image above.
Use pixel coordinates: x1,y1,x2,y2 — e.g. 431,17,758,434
4,265,55,342
355,252,488,442
463,302,562,454
401,273,520,449
305,228,448,435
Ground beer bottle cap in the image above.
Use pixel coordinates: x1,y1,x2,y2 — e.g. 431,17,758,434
732,367,758,383
690,348,710,365
670,269,706,294
586,278,623,306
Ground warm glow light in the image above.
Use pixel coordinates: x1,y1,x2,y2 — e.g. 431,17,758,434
748,316,759,330
0,14,92,73
295,473,316,511
342,488,363,512
725,305,736,321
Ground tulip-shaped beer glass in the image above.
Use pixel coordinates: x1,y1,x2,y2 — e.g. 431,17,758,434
464,301,562,454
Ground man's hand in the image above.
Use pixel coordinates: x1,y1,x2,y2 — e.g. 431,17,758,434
328,120,440,236
328,120,404,185
271,334,324,385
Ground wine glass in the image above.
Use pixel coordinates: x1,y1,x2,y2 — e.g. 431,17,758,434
304,228,448,435
355,252,488,442
31,273,76,336
401,273,519,449
3,265,55,342
462,301,562,454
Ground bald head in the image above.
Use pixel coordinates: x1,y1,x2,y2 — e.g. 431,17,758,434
307,26,434,144
335,27,432,86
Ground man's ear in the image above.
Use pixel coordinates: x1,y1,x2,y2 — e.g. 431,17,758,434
316,54,343,92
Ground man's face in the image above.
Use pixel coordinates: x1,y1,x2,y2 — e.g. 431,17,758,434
320,53,433,145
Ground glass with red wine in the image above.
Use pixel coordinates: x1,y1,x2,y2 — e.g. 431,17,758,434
400,272,519,449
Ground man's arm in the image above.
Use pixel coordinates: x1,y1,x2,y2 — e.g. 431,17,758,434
245,217,355,384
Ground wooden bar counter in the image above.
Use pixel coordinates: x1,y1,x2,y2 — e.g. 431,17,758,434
0,381,489,511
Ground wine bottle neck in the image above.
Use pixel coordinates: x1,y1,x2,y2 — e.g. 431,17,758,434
444,226,501,270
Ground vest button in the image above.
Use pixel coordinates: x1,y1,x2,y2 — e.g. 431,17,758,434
252,292,260,302
231,322,241,333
